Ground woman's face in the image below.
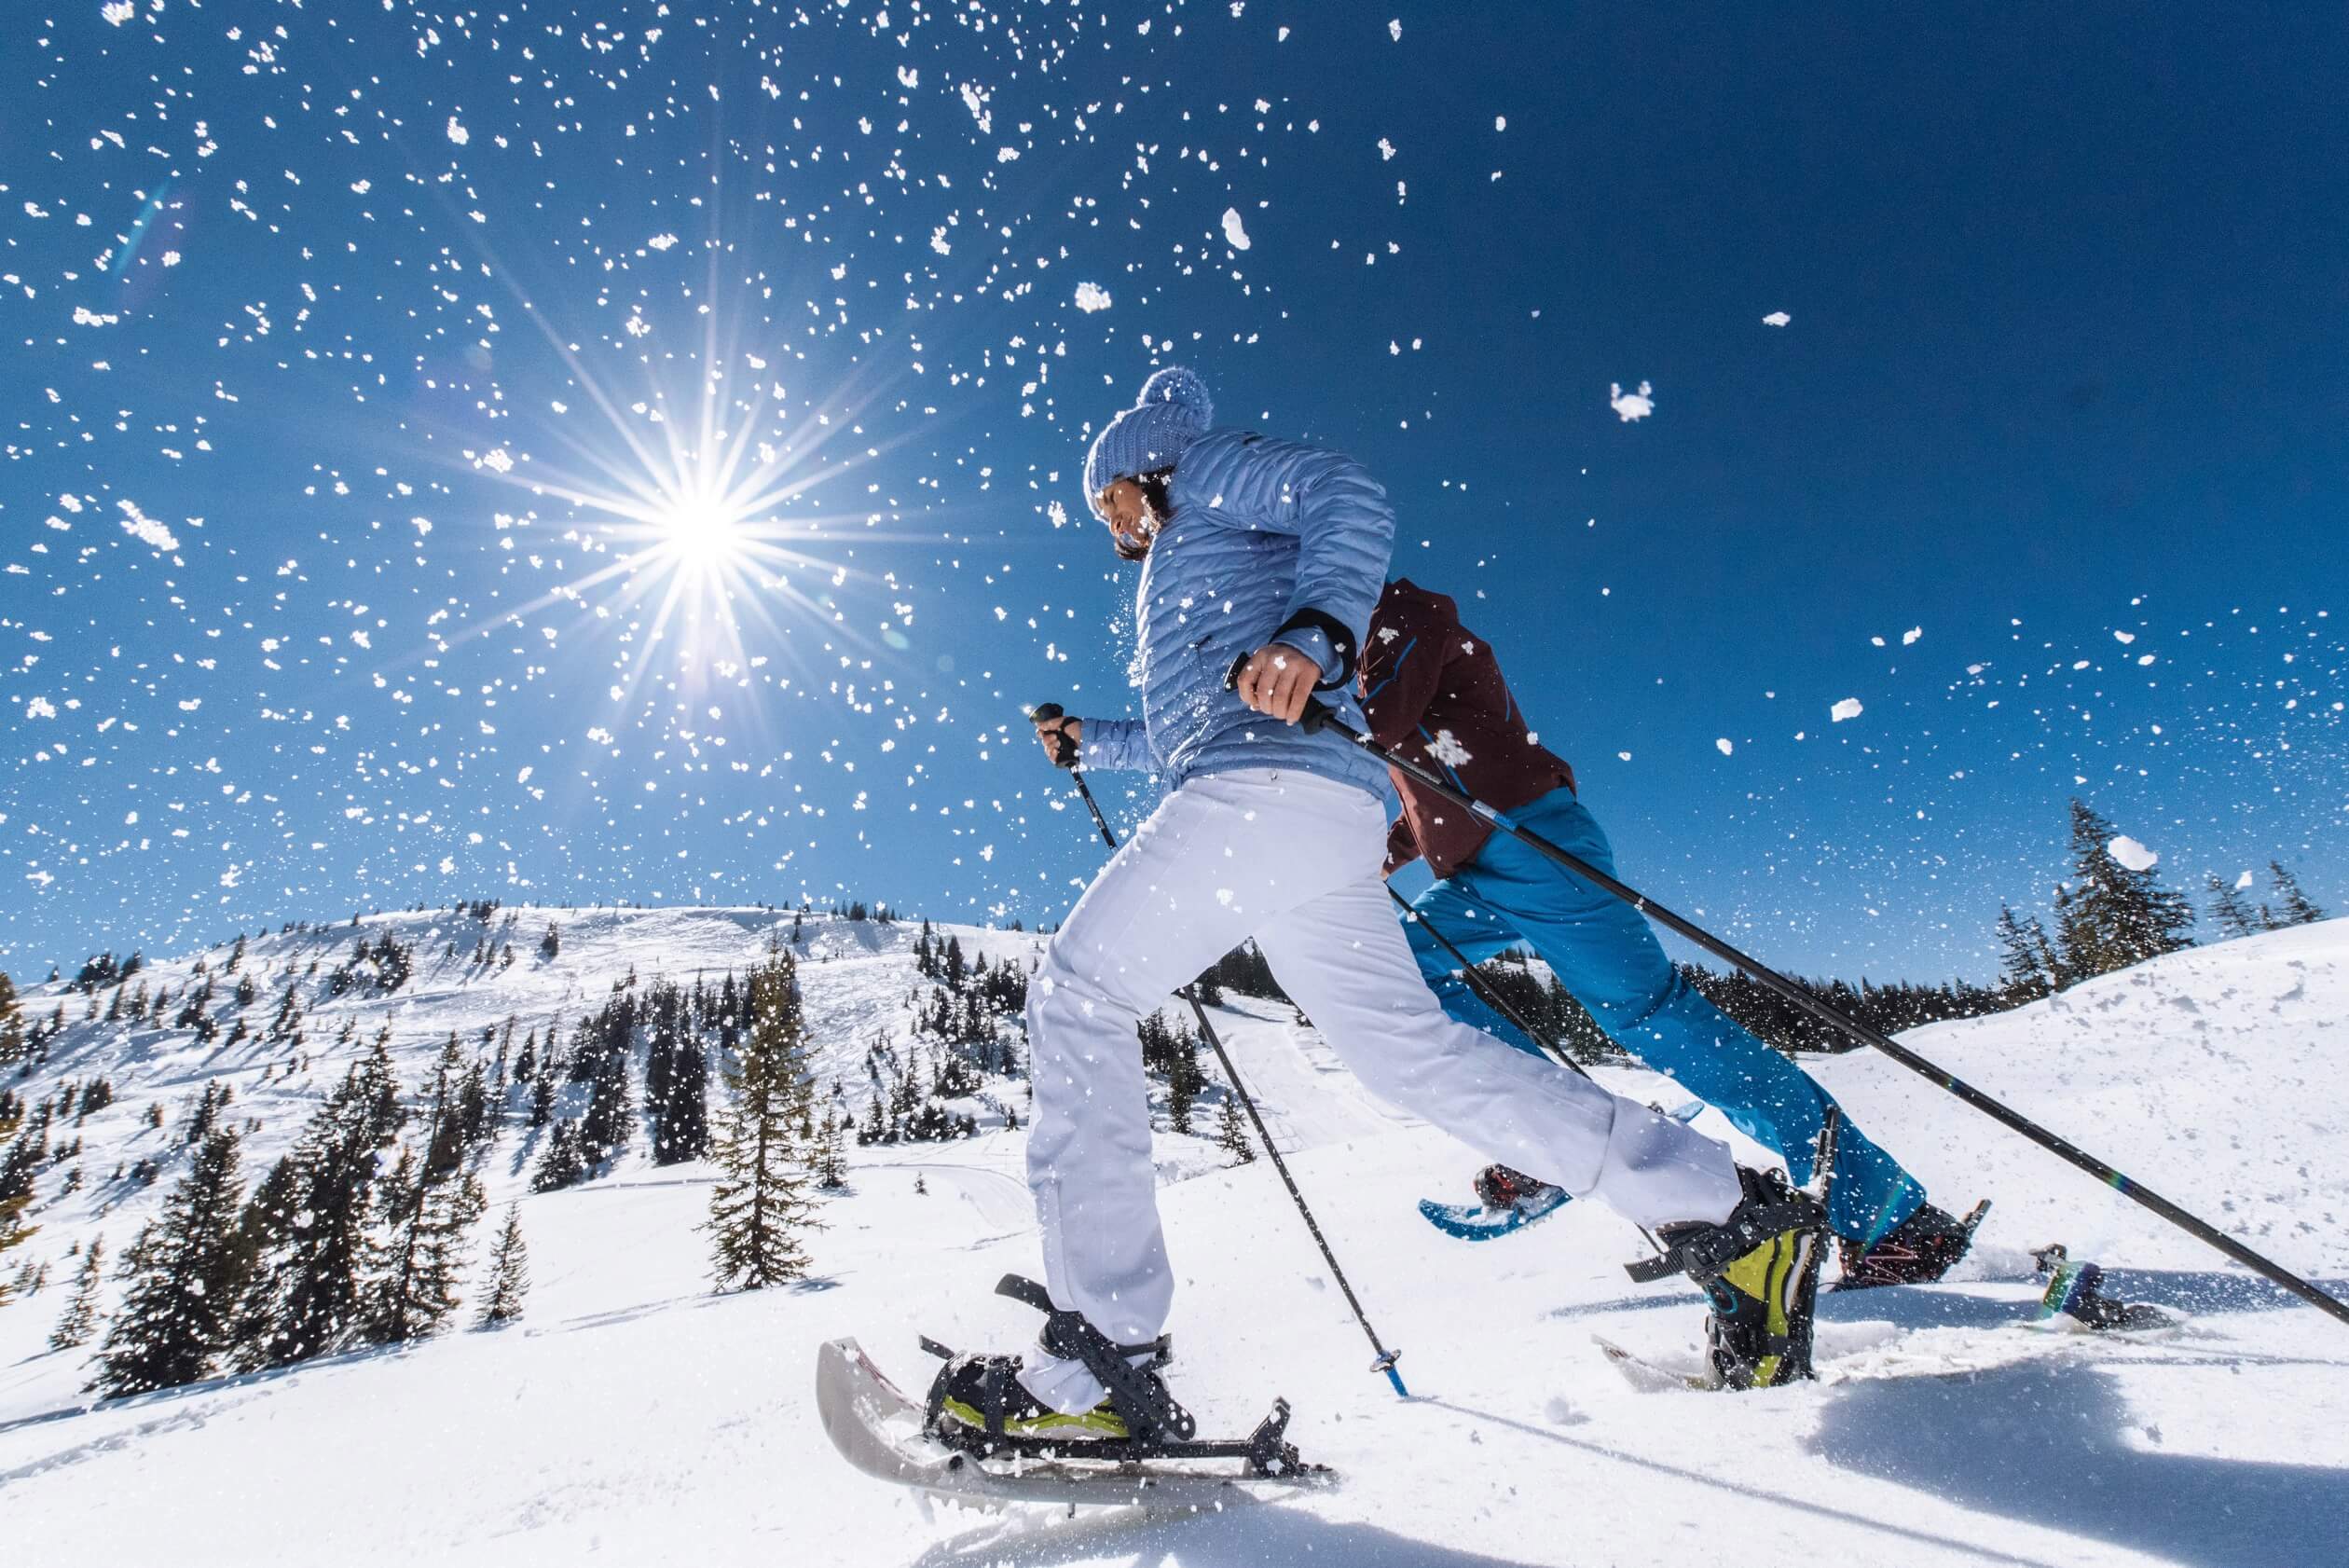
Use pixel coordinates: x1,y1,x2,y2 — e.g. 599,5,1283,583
1095,476,1157,560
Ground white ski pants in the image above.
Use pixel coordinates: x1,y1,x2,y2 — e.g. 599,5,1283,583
1019,768,1740,1411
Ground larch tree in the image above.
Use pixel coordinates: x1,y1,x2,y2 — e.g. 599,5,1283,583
0,1096,35,1300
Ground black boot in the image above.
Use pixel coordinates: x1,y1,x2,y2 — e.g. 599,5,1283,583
1472,1163,1558,1212
1835,1200,1979,1290
1631,1166,1829,1389
926,1352,1157,1451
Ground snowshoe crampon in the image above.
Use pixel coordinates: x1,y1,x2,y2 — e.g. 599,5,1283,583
814,1274,1335,1509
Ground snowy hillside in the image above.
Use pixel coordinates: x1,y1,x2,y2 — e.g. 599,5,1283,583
4,915,2347,1566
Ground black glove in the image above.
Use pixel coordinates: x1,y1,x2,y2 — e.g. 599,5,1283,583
1031,702,1080,769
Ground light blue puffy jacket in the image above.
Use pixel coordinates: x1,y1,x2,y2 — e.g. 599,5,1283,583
1078,426,1395,802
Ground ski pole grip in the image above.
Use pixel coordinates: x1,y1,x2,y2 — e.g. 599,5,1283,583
1029,702,1079,768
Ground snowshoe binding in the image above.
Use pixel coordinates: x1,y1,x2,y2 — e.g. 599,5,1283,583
918,1273,1323,1479
1834,1198,1991,1290
1627,1165,1831,1388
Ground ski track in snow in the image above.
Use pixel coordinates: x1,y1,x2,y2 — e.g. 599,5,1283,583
2,912,2346,1565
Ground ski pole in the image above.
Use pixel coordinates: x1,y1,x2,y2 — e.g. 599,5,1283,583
1175,985,1409,1396
1391,887,1669,1256
1384,887,1594,1083
1033,702,1409,1395
1306,697,2349,1331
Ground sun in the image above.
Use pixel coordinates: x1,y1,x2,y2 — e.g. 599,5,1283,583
660,494,746,571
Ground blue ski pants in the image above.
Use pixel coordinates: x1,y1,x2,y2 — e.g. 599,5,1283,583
1400,787,1926,1244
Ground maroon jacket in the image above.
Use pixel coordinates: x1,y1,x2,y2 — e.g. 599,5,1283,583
1358,579,1575,879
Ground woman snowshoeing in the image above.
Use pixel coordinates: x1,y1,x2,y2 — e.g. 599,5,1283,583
927,368,1833,1449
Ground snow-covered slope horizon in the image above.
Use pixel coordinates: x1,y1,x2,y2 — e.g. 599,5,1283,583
4,911,2346,1566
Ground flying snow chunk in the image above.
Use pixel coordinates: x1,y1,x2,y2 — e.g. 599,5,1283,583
1830,697,1864,722
930,227,952,256
1389,19,1403,40
2234,869,2255,890
1902,626,1922,645
26,695,57,719
1425,730,1473,767
2109,835,2159,873
1715,737,1734,756
117,500,178,552
1220,208,1252,251
1074,282,1112,313
102,1,133,22
1609,381,1655,422
446,117,470,145
1764,311,1792,327
647,234,679,251
2114,629,2136,644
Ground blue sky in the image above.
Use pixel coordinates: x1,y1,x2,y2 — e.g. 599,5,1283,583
3,3,2342,983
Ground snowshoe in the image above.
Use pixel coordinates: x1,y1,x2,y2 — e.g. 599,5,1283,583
1834,1198,1991,1290
816,1338,1333,1510
2034,1247,2175,1332
1627,1165,1830,1389
897,1273,1324,1484
1419,1105,1704,1244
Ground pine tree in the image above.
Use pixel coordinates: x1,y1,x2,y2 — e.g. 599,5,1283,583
474,1204,529,1328
2206,873,2260,941
816,1111,848,1190
706,949,821,1290
93,1129,248,1396
643,1027,678,1158
2054,800,2195,981
1994,905,2053,1002
1216,1093,1256,1165
540,923,562,960
655,1040,710,1164
234,1040,403,1369
1166,1024,1204,1135
531,1121,584,1192
2268,861,2327,927
361,1145,487,1345
49,1238,106,1352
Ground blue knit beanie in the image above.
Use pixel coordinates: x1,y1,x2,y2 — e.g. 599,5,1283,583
1083,365,1214,516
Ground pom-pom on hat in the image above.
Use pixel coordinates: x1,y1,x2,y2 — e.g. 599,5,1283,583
1084,365,1214,516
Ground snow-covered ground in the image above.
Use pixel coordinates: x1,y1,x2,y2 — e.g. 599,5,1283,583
3,912,2345,1566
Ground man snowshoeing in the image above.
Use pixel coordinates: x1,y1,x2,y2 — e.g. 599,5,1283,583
926,368,1834,1458
1361,576,1979,1288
